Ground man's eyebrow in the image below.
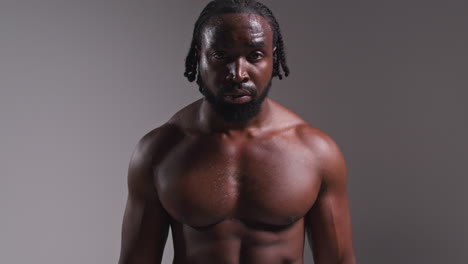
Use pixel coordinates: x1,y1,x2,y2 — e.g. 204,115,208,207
248,41,266,48
209,41,266,49
211,43,232,49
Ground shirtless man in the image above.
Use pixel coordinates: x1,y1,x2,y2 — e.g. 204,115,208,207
118,1,356,263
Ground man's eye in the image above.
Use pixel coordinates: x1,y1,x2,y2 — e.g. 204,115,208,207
212,52,227,59
249,52,264,61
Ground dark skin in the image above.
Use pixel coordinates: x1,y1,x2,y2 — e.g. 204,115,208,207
119,13,356,264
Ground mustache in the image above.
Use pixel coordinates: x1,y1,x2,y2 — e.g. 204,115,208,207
219,83,257,96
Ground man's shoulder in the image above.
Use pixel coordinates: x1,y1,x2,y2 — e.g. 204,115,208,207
267,103,347,184
270,99,335,148
274,100,344,171
139,99,202,144
131,124,182,165
295,123,335,150
294,123,346,183
132,99,203,163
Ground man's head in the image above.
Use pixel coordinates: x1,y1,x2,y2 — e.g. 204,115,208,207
184,0,289,122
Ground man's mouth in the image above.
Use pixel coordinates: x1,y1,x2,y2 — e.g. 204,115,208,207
223,94,253,104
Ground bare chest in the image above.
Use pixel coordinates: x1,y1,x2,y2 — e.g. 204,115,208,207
155,135,322,228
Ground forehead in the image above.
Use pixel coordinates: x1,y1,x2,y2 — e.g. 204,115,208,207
200,13,273,49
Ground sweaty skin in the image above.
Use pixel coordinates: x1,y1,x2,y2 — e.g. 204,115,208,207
119,13,356,264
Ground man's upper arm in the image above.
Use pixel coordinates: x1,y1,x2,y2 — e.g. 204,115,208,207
118,131,171,264
305,132,356,264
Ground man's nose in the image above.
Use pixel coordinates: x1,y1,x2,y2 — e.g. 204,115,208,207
226,58,249,83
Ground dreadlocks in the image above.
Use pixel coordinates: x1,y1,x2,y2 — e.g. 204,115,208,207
184,0,290,83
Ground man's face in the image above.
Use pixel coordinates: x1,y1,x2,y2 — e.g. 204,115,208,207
197,13,276,122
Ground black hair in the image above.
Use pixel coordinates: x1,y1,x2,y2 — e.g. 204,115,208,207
184,0,290,83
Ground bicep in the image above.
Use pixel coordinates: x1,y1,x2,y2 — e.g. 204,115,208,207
306,186,354,264
118,136,170,264
305,134,355,264
119,192,170,264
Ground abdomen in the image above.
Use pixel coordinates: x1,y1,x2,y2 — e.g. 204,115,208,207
170,217,306,264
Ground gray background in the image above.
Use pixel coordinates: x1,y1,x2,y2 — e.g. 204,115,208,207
1,0,467,263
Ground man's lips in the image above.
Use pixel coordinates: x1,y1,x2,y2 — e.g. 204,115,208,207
223,90,252,97
224,94,251,98
223,93,252,104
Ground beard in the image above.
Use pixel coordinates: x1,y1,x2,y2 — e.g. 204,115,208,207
198,77,272,123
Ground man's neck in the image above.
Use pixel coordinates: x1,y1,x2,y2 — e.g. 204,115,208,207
198,98,274,136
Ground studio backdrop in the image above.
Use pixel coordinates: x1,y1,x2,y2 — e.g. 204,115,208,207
1,0,467,263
